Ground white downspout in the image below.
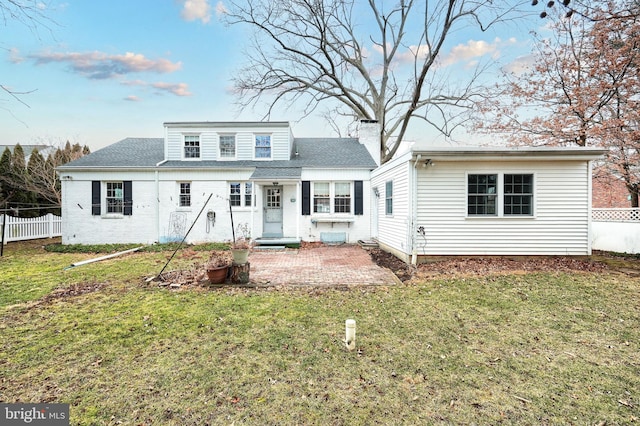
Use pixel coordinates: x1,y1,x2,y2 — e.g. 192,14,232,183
155,169,160,243
410,154,421,265
587,160,593,255
250,181,255,240
296,181,301,241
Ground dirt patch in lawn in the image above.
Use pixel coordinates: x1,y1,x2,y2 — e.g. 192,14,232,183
40,282,110,302
367,249,614,283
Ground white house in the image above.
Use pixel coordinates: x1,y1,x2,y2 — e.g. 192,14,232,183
58,121,379,245
59,120,606,261
371,143,607,262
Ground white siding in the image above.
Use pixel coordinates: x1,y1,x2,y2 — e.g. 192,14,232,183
371,157,411,257
416,160,592,255
164,124,292,162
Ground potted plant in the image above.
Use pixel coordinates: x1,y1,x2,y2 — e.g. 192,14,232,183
231,223,252,264
205,250,232,284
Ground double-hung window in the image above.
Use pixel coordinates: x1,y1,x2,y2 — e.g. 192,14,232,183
255,135,271,159
106,182,124,214
385,181,393,215
179,182,191,207
467,173,534,217
314,183,331,213
504,174,533,215
468,174,497,216
230,182,253,207
334,183,351,213
184,135,200,159
219,135,235,159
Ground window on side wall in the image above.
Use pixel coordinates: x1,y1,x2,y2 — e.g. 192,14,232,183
385,181,393,215
467,174,497,216
106,182,124,214
184,135,200,159
255,135,271,159
219,135,235,159
313,182,330,213
504,174,533,215
179,182,191,207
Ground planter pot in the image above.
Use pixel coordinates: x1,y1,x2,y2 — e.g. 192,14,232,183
231,248,250,264
206,265,228,284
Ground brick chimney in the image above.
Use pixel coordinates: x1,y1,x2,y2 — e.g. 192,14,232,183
358,120,381,166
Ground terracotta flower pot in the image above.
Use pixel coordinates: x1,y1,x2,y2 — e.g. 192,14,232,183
206,265,228,284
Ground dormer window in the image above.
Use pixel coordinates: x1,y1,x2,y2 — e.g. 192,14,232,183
184,135,200,159
219,135,236,159
255,134,271,159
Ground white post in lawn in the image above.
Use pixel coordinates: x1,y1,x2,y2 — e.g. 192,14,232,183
345,319,356,351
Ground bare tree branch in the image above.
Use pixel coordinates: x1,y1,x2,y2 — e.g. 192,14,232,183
224,0,528,163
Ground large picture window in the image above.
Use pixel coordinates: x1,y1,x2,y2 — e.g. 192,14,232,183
504,174,533,215
468,174,497,216
184,135,200,159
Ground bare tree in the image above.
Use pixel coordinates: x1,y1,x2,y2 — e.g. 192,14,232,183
224,0,527,163
0,141,90,210
475,1,640,205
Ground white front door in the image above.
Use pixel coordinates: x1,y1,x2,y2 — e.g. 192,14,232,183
263,186,283,237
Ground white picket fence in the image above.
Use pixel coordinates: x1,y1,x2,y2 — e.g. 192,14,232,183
0,213,62,243
592,208,640,254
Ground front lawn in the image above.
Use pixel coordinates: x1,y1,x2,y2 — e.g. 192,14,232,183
0,240,638,424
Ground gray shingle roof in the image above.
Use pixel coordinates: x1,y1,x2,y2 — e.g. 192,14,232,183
58,136,377,171
250,167,302,180
58,138,164,169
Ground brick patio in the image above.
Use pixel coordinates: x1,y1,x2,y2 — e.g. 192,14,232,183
247,245,400,287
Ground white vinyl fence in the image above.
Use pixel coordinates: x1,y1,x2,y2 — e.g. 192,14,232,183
0,213,62,243
592,208,640,254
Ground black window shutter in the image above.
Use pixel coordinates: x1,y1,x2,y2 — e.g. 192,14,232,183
354,180,363,215
91,181,101,215
123,181,133,216
302,181,310,215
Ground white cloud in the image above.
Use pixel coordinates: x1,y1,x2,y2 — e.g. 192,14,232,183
8,48,24,64
181,0,212,24
124,95,140,102
215,1,228,17
152,82,192,96
503,54,536,75
433,38,520,68
29,50,182,79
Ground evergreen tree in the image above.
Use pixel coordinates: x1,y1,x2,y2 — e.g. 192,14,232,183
0,147,12,204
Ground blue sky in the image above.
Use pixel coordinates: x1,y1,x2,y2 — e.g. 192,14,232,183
1,1,541,151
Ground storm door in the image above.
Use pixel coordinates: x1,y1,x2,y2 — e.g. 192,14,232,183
263,186,283,237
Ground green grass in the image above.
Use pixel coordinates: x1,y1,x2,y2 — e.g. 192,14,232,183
1,240,638,425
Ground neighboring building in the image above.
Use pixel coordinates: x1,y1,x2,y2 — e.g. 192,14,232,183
371,144,606,262
0,144,55,162
592,171,631,208
58,122,378,245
